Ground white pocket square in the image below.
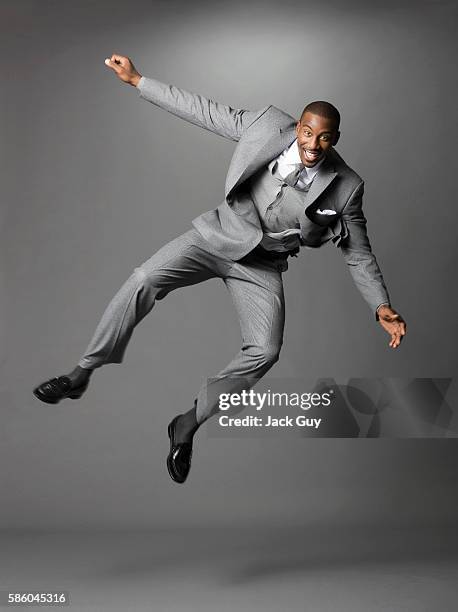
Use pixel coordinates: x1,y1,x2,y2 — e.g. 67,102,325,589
316,209,337,215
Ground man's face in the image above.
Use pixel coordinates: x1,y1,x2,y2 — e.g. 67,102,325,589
295,112,340,167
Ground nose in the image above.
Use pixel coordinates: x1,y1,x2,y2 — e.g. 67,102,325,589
308,136,320,150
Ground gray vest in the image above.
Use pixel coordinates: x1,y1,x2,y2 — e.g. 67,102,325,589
245,159,312,233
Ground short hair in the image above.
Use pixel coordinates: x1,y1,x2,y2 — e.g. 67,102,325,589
300,101,340,130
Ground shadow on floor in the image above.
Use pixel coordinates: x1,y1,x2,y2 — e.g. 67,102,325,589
63,524,458,585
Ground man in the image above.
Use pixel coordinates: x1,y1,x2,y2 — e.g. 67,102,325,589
34,54,406,484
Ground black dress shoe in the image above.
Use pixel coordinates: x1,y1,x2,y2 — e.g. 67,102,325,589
167,415,193,484
33,376,88,404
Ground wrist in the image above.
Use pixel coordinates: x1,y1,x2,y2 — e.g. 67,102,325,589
131,73,142,87
375,302,391,322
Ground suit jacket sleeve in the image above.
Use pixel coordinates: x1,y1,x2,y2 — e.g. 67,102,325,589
136,76,266,142
339,180,391,319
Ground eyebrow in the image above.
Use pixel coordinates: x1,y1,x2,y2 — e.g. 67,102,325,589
302,124,332,135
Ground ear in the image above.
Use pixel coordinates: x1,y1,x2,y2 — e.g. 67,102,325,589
332,130,340,146
295,120,301,136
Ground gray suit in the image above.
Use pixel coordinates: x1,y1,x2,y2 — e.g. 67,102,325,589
78,76,391,423
137,76,390,315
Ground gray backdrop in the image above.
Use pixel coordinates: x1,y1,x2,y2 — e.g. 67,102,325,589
1,0,457,530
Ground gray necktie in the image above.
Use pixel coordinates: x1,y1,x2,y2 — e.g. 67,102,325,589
283,163,305,188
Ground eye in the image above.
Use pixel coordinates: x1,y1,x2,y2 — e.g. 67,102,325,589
320,135,330,141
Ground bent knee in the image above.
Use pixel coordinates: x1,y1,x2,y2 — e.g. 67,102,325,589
133,267,148,282
247,343,282,367
131,267,168,300
263,344,281,365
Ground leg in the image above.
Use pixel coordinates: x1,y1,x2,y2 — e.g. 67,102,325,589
78,228,223,369
34,228,228,404
195,254,285,424
168,254,285,483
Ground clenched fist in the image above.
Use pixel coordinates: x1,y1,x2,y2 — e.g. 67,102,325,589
104,54,142,86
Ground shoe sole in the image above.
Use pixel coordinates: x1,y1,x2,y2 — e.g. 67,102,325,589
33,389,60,404
167,418,187,484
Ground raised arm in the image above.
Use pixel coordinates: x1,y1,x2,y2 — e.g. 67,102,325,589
339,181,406,348
104,54,266,141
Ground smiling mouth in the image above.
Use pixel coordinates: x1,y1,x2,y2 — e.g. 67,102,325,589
303,149,322,161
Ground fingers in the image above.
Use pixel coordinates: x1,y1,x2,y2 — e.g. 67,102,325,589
104,54,130,73
389,321,406,349
379,309,407,349
104,57,121,73
110,53,128,66
389,335,399,348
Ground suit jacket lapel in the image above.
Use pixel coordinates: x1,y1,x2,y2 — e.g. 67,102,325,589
303,153,338,210
226,124,297,198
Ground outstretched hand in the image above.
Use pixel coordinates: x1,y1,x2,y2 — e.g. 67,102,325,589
377,305,406,348
104,54,142,86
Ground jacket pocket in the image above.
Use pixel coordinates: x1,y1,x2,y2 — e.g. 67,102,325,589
300,215,332,247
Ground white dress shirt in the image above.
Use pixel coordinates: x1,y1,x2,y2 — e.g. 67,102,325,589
275,138,325,187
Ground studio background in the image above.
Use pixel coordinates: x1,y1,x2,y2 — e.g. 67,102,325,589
2,0,457,532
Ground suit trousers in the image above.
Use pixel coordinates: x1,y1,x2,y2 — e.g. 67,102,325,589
78,228,287,424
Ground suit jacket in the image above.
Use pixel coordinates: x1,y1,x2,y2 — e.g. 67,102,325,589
137,77,390,317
